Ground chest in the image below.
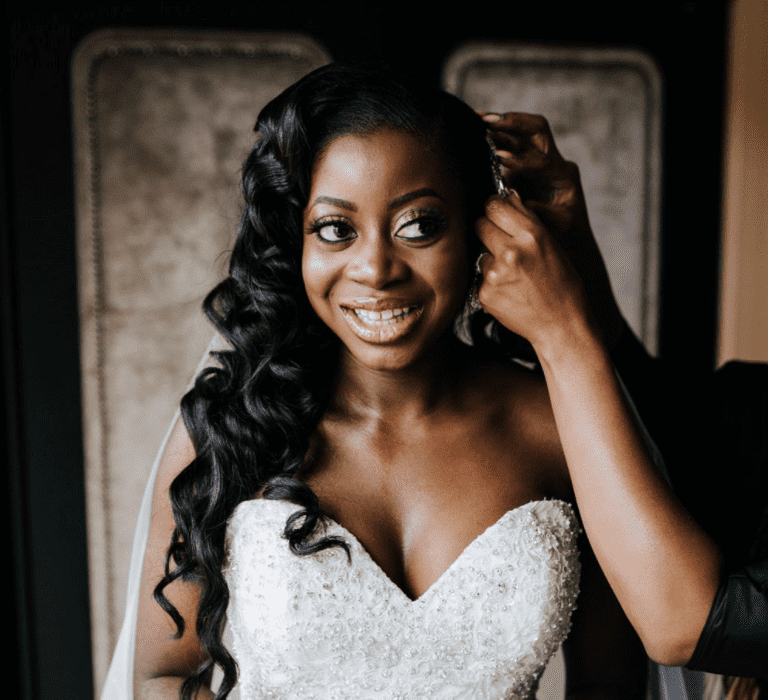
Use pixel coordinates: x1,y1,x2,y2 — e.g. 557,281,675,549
303,412,568,599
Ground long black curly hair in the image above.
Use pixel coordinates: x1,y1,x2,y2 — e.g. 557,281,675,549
153,63,496,699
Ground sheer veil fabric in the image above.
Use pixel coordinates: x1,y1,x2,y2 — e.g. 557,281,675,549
100,333,231,700
101,406,178,700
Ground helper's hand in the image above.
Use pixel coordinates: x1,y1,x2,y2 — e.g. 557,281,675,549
475,192,600,361
481,112,624,349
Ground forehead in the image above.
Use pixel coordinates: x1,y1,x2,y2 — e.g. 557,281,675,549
307,128,463,207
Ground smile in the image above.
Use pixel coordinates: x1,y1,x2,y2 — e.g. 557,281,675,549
341,304,423,343
353,306,413,323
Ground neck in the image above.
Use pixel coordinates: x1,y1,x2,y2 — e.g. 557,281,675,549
330,334,469,423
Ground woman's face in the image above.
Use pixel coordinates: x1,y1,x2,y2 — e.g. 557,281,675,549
302,128,471,372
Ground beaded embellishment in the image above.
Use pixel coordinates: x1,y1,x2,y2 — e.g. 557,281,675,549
224,499,580,699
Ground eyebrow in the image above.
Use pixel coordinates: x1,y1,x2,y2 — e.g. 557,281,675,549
309,195,357,211
308,188,445,213
388,188,445,210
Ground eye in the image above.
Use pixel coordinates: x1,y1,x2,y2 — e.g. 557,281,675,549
310,218,356,244
394,211,447,241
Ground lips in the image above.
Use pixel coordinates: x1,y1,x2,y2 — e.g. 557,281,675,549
340,301,423,343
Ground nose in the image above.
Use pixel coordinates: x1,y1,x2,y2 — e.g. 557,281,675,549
347,235,407,289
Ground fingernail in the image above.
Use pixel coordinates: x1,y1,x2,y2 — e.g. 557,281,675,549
482,113,502,122
495,149,513,159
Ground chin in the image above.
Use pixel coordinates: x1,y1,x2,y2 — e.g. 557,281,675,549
342,343,425,373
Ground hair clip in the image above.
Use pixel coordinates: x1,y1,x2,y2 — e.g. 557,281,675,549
486,133,510,198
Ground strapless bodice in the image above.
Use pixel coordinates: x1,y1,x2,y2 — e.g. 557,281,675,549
223,498,580,699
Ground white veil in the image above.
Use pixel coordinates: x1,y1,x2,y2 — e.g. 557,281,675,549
100,408,178,700
100,333,229,700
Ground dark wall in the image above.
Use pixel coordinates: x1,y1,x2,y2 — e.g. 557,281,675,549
3,2,730,698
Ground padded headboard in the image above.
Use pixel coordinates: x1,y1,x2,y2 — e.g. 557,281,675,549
72,29,330,690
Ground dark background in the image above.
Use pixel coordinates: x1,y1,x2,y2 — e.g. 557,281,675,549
3,2,730,698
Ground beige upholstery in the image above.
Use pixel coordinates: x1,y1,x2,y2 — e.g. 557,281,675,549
71,29,330,692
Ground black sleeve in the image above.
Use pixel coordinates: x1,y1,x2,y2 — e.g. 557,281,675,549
687,560,768,679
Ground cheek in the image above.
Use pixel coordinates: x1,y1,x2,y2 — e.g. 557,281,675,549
434,239,471,301
444,263,471,306
301,245,339,306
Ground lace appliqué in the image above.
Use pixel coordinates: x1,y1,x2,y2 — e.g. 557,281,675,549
224,499,580,699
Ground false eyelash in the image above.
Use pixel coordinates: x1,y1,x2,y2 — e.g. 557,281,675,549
395,210,448,240
307,217,356,243
307,215,350,232
398,207,447,226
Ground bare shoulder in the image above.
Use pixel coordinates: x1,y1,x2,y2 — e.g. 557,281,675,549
153,415,197,502
471,354,554,428
469,354,571,499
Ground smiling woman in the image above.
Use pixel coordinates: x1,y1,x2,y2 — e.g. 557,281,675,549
115,63,655,700
302,129,470,370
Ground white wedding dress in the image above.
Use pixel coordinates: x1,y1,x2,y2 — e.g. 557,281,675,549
222,498,580,699
101,351,667,700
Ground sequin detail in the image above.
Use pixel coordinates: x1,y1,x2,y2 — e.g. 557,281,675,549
223,499,580,699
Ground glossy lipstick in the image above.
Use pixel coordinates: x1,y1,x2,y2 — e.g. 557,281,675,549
340,299,423,343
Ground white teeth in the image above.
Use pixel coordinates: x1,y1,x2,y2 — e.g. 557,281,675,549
352,307,413,324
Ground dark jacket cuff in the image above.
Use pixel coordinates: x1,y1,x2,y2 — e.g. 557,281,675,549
687,560,768,678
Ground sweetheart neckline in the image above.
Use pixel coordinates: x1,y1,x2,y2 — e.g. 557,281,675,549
231,497,576,604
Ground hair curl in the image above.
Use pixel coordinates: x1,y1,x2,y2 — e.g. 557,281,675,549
153,63,495,699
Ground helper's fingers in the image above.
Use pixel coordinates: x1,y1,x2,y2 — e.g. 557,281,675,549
482,112,563,158
477,193,542,248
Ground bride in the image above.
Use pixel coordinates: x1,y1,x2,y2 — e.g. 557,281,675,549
124,63,650,699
